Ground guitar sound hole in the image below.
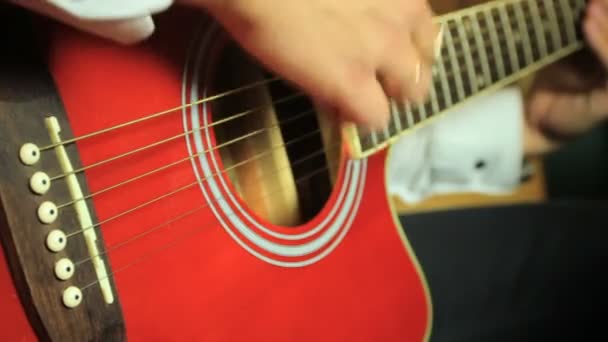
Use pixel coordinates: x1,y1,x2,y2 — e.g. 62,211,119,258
208,41,341,227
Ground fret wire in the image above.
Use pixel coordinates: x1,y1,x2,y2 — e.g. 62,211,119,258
443,20,466,101
528,0,549,58
417,102,427,121
395,102,409,129
484,8,507,79
552,0,573,45
471,11,493,87
522,0,545,62
455,16,480,93
543,0,563,50
382,111,392,141
437,66,463,106
570,0,581,14
521,0,544,61
370,130,379,146
390,114,400,137
536,1,557,54
558,0,576,44
428,79,441,114
382,126,391,142
513,1,536,65
493,9,515,74
511,3,531,70
498,3,521,72
433,39,454,108
390,99,403,132
411,105,422,124
405,102,415,127
434,79,448,111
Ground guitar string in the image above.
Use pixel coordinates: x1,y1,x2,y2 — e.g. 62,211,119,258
59,7,570,240
73,142,341,267
49,92,307,182
65,124,325,238
56,107,316,209
36,0,554,153
38,76,279,151
79,153,342,293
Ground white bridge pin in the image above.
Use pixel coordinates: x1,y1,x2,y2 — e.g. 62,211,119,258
62,286,83,308
30,171,51,195
46,230,67,252
55,258,75,280
19,143,40,166
38,201,58,224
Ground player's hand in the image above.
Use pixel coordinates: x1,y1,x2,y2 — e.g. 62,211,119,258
180,0,439,131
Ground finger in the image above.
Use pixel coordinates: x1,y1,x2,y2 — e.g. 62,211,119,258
588,88,608,120
593,0,608,12
523,119,560,156
326,66,391,131
527,90,556,126
377,37,432,103
588,0,608,35
411,7,440,64
585,1,608,67
534,93,592,138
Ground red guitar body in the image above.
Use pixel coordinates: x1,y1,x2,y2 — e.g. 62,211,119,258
0,8,431,342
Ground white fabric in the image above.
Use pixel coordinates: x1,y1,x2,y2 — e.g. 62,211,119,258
10,0,173,44
388,87,524,204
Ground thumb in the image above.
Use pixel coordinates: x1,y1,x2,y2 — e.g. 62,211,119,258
527,89,556,127
588,87,608,120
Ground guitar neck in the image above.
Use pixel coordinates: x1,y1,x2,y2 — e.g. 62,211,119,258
345,0,587,159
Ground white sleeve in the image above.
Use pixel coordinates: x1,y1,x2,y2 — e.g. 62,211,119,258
387,86,525,204
9,0,174,44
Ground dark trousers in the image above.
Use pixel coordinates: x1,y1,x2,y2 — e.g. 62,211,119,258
399,201,608,341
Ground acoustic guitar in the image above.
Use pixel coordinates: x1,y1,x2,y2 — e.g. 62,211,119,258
0,0,586,340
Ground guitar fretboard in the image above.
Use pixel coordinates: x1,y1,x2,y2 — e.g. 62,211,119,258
347,0,587,158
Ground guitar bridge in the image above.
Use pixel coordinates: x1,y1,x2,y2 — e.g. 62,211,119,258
44,116,114,307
